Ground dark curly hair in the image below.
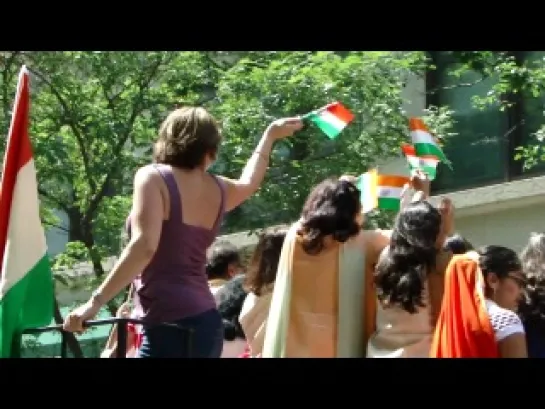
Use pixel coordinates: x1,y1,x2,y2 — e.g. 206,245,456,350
206,241,241,280
375,200,441,314
518,234,545,333
298,178,361,255
153,106,222,170
443,234,473,255
217,275,247,340
244,225,288,296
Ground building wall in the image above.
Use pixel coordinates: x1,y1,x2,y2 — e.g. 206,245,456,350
455,203,545,253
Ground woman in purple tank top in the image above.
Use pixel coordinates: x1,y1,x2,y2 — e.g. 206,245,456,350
63,106,303,358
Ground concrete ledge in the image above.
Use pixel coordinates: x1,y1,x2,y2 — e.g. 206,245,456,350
428,175,545,217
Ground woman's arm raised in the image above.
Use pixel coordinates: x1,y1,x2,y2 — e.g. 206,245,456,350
220,118,303,212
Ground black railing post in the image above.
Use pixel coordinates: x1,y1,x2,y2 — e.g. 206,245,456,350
116,318,127,358
60,331,68,358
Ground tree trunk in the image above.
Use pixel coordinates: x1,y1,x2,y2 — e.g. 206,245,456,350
68,206,117,316
53,298,84,358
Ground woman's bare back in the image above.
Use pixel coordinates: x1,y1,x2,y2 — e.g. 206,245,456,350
157,166,223,229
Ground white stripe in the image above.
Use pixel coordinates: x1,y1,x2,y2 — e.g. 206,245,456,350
377,186,403,199
411,129,437,146
0,159,47,298
318,110,347,131
406,155,439,168
359,172,376,213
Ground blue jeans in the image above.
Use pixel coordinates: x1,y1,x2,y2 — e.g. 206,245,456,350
138,309,223,358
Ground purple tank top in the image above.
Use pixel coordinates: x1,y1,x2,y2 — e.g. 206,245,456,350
127,164,225,324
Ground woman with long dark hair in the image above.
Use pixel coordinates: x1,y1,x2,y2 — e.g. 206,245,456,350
63,107,302,358
367,196,454,358
262,178,391,358
239,225,288,357
518,233,545,358
431,245,527,358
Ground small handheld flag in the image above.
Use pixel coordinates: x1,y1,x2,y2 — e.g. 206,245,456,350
376,174,410,211
303,102,354,139
401,143,440,181
409,118,452,169
356,170,410,213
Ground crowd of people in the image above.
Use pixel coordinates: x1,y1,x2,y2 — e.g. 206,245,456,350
62,105,545,358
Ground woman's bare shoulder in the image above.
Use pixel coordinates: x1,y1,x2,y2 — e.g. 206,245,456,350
362,229,391,250
134,164,162,184
345,229,391,263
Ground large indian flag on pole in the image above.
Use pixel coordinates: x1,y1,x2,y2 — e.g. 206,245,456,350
401,143,439,180
357,170,409,212
0,66,54,358
304,102,355,139
409,117,451,168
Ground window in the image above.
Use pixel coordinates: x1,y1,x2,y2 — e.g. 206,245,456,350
429,52,509,193
521,51,545,176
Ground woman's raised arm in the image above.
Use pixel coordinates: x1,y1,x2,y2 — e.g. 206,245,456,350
219,118,303,212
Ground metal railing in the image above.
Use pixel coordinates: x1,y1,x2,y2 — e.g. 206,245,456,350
22,318,194,358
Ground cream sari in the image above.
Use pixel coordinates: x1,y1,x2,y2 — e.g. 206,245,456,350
262,223,369,358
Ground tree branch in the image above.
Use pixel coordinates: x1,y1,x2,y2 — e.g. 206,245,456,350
426,76,488,95
43,220,69,233
37,187,70,212
0,52,20,119
23,61,97,194
83,55,167,224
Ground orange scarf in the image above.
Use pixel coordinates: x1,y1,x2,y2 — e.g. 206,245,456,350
430,253,498,358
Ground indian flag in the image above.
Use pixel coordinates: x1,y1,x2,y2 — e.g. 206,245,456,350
376,174,410,211
0,66,54,358
401,143,439,180
305,102,355,139
357,170,409,212
356,169,378,213
409,117,451,167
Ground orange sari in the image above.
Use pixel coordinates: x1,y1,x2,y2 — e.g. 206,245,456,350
430,253,498,358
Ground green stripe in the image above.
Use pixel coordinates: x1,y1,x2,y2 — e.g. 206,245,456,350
307,114,343,139
378,197,400,211
414,142,448,163
0,255,54,358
